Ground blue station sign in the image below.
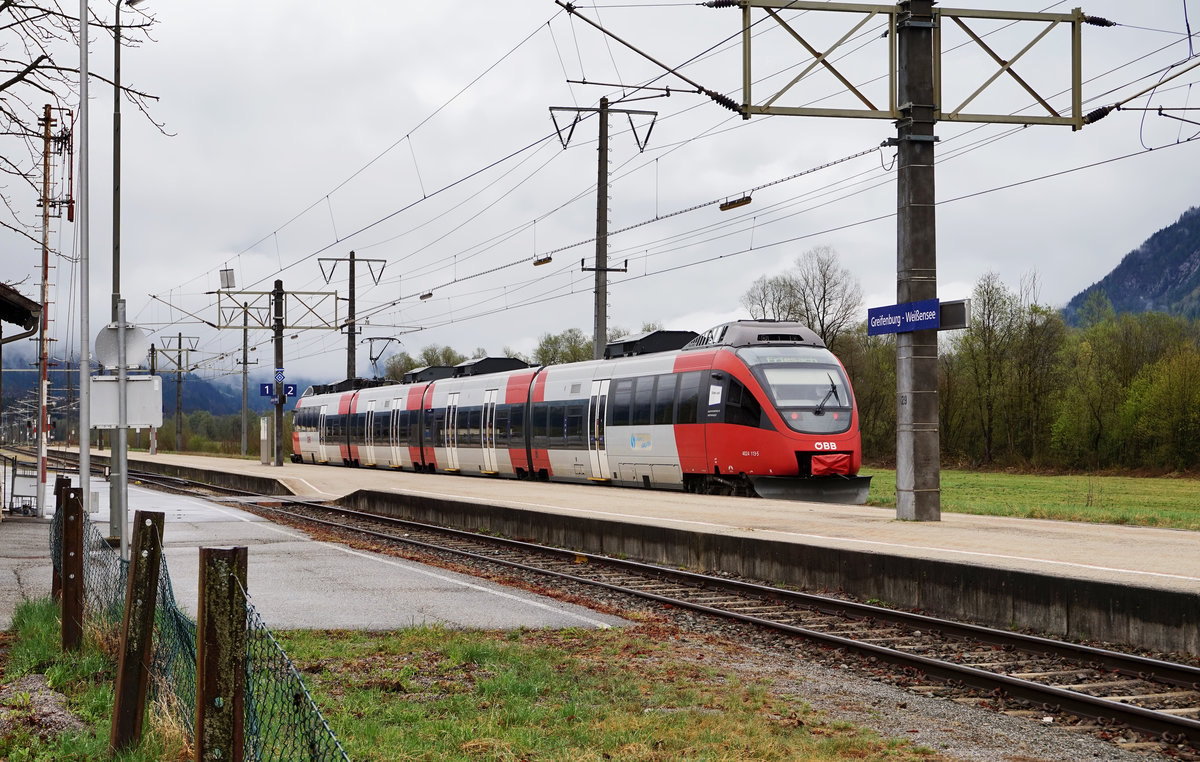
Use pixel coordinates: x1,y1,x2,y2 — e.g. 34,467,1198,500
867,298,941,336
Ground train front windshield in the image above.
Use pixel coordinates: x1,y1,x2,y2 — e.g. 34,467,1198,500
738,346,853,435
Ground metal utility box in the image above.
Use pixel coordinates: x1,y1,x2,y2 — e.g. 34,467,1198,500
91,375,164,429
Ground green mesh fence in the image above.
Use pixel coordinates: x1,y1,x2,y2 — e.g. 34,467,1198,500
51,509,350,761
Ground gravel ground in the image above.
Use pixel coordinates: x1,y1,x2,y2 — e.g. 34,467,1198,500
667,628,1168,762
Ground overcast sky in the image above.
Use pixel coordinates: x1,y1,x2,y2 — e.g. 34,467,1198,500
4,1,1200,385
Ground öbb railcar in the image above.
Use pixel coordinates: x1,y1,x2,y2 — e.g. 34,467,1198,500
291,320,871,503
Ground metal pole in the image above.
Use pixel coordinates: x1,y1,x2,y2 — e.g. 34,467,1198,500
37,104,51,518
895,0,940,521
593,97,609,360
175,332,182,452
346,250,356,381
273,280,284,467
113,0,122,324
109,0,124,532
116,300,129,560
241,302,248,456
78,0,91,512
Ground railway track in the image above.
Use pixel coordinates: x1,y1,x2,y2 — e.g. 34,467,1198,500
214,492,1200,755
26,451,1200,755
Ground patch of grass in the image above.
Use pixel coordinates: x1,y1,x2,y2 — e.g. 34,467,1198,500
0,598,189,761
279,624,937,761
864,468,1200,529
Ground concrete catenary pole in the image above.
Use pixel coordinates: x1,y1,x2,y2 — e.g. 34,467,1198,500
273,280,284,467
894,0,940,521
346,250,356,380
593,98,609,360
241,303,248,456
174,332,182,452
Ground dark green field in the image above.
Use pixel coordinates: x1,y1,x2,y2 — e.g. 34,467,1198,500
864,468,1200,530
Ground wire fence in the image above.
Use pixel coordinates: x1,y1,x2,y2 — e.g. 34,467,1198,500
50,509,350,761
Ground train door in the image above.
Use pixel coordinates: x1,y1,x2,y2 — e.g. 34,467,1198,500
389,399,404,468
364,399,377,465
317,405,330,463
587,379,612,480
481,388,499,474
445,392,460,471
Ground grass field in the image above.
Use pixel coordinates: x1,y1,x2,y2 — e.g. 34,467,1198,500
0,600,935,761
277,624,934,762
863,467,1200,530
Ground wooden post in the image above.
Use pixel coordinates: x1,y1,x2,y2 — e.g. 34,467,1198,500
51,474,71,601
195,546,247,762
61,487,84,651
110,510,164,753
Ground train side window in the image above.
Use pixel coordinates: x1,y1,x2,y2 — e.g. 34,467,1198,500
610,379,633,426
548,403,566,447
531,402,549,449
653,374,677,425
466,407,482,446
632,377,654,426
495,406,510,447
565,402,586,449
509,403,526,448
676,371,701,424
725,379,766,428
426,409,441,444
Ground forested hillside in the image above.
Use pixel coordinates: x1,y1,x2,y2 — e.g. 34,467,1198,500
1063,206,1200,323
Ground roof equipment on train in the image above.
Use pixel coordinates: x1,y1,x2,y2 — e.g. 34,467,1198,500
402,366,456,384
684,320,824,350
308,377,397,395
451,357,530,377
604,329,699,359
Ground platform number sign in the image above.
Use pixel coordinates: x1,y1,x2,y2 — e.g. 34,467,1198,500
284,383,297,398
259,383,273,397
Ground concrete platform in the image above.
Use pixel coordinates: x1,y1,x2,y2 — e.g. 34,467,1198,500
85,449,1200,654
0,477,625,632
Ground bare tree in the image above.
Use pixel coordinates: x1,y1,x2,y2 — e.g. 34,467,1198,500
0,2,160,244
741,245,863,353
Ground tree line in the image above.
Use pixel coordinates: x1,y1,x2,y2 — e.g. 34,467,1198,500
383,246,1200,473
133,247,1200,472
753,249,1200,471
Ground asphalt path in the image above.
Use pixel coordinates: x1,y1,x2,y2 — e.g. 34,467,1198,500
0,477,627,632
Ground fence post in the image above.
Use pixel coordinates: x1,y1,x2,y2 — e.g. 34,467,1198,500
51,474,70,601
110,510,164,753
195,546,247,762
61,487,84,651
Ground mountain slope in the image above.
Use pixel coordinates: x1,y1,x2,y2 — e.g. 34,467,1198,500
1063,206,1200,323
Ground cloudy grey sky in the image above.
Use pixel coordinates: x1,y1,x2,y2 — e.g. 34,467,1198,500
5,1,1200,385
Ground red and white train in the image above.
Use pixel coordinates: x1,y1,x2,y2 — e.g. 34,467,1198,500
292,320,870,503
